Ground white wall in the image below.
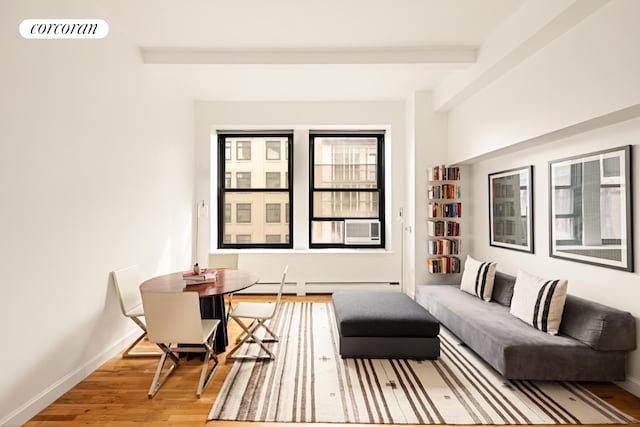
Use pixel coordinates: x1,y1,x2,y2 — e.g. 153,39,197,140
0,2,194,425
407,92,454,293
447,0,640,164
444,0,640,396
194,101,406,292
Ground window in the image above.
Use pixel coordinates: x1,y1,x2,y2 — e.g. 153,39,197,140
266,203,281,223
309,132,385,248
265,234,281,243
225,141,231,160
266,141,281,160
224,204,231,223
236,234,252,244
236,141,251,160
266,172,281,188
236,203,252,223
218,132,293,249
236,172,251,188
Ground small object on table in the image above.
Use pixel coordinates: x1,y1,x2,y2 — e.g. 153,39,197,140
183,268,217,285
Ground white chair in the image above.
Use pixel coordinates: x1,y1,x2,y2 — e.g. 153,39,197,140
208,253,239,269
141,291,220,398
208,253,239,318
226,265,288,360
111,265,161,358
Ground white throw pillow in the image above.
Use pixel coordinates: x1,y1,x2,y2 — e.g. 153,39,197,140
510,269,568,335
460,255,497,302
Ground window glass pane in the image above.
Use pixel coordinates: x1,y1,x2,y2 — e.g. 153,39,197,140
554,218,575,241
236,141,251,160
311,221,344,244
601,187,622,239
266,203,281,223
313,191,379,217
223,234,231,243
225,172,231,187
554,189,573,215
266,141,281,160
552,163,572,186
236,203,252,223
225,136,289,189
602,157,620,177
313,137,377,189
223,192,290,245
266,172,281,188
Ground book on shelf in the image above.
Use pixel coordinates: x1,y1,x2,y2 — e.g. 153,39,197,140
427,256,461,274
428,238,461,255
428,184,461,199
428,165,460,181
428,202,462,218
427,220,460,237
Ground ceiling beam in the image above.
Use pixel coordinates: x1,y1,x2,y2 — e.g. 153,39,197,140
141,46,477,65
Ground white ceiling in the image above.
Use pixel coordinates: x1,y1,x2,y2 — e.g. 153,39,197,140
99,0,525,102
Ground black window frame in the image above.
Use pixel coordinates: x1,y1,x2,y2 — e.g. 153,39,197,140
309,131,385,249
217,131,294,249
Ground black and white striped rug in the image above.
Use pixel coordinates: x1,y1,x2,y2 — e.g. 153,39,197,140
209,302,635,424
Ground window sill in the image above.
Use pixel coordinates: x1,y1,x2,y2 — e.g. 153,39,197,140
211,248,393,255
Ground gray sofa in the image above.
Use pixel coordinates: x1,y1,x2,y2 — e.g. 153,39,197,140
416,271,636,381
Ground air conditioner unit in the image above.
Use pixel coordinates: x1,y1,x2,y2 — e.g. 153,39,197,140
344,219,381,245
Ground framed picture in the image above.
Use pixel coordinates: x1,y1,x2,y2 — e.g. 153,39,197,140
549,145,633,271
489,165,534,253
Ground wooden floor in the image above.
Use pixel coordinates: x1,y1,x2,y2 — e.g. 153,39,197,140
25,295,640,427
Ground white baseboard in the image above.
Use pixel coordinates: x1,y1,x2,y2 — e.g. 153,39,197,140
0,330,138,427
616,374,640,398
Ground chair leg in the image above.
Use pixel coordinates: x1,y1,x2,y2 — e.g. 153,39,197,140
226,294,234,322
226,317,275,360
124,317,162,358
196,333,219,397
240,321,279,344
148,345,179,398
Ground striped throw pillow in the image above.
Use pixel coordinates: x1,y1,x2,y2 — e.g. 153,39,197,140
460,255,497,302
510,269,568,335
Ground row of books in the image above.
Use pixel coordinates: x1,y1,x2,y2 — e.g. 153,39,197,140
427,201,462,218
428,184,461,200
428,238,461,255
428,165,460,181
427,220,460,237
182,269,217,285
427,256,461,274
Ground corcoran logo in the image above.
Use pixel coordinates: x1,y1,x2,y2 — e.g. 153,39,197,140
19,19,109,39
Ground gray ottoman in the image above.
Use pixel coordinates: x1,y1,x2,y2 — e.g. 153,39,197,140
332,292,440,359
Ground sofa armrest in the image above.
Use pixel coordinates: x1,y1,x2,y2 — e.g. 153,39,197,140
560,295,636,351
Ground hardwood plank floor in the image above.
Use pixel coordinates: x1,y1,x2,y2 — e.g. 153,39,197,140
24,295,640,427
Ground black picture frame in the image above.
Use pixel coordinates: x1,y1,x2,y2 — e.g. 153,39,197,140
548,145,633,271
489,165,534,253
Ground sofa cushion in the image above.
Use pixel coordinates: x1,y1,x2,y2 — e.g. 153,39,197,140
510,270,567,335
415,284,629,381
459,255,497,302
491,271,515,306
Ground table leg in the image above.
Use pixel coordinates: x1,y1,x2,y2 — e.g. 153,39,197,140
200,295,229,353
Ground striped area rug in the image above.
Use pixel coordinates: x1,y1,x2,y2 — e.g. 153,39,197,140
209,302,636,424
